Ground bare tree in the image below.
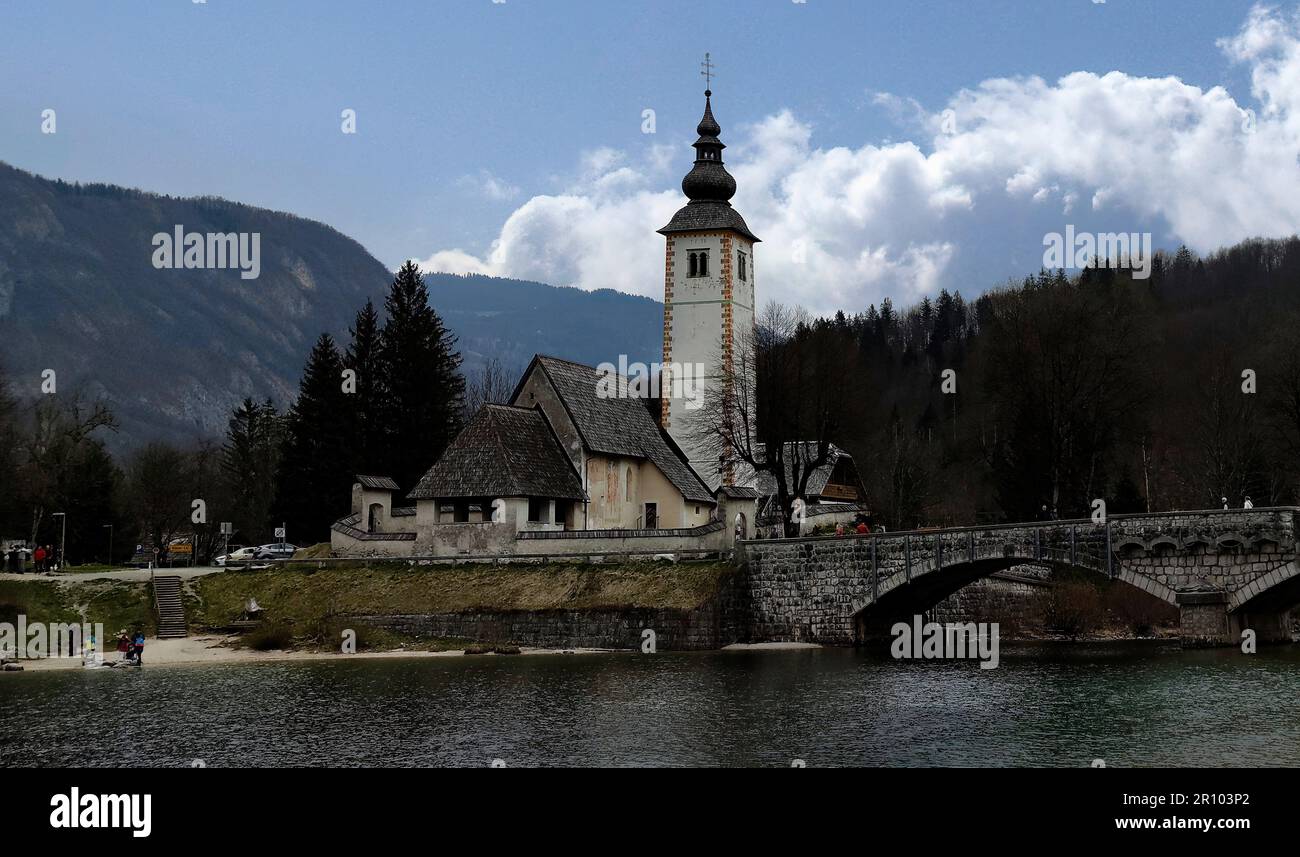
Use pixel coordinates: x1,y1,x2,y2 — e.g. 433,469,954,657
18,394,117,545
866,413,935,530
463,357,514,418
688,302,865,536
123,441,194,555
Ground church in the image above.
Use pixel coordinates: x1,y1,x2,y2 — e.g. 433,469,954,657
332,79,862,558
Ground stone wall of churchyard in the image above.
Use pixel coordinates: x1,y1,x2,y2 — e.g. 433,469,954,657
333,521,727,560
330,528,417,558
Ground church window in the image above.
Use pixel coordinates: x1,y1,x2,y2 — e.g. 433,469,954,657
689,250,709,277
738,251,747,282
625,465,633,501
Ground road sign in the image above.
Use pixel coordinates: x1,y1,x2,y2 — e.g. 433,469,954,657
220,522,233,536
274,527,286,539
170,544,193,555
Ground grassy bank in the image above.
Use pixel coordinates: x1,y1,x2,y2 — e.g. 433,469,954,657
0,578,156,636
190,560,734,652
192,560,734,626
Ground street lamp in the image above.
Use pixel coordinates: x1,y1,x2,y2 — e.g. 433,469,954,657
102,524,114,567
51,512,67,572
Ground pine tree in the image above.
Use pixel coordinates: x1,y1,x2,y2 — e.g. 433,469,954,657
344,299,384,475
220,398,282,544
377,261,465,490
275,334,353,544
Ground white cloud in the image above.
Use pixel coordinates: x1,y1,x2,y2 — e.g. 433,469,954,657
457,170,521,202
420,4,1300,315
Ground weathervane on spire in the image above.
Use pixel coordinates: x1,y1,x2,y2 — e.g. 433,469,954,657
700,52,715,93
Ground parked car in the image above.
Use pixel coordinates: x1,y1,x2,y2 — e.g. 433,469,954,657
214,546,257,566
253,543,298,560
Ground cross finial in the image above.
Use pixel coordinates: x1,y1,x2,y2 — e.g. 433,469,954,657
700,52,715,93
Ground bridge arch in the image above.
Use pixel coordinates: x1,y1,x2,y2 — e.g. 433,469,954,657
848,549,1178,643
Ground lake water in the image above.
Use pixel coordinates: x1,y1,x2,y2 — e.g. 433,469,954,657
2,642,1299,767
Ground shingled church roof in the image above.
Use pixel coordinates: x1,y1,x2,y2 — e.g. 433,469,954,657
515,355,715,504
408,404,585,501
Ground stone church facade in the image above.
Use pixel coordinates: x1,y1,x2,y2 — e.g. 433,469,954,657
330,84,856,559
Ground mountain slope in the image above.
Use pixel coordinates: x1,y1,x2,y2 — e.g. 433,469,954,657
0,163,662,449
426,272,662,379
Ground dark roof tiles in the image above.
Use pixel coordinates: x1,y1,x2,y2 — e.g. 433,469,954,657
355,474,400,491
408,404,586,501
658,201,759,241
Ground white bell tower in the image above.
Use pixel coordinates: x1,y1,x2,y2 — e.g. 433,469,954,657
657,61,759,490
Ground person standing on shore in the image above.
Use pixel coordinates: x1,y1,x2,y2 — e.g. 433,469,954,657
132,631,145,666
33,545,46,573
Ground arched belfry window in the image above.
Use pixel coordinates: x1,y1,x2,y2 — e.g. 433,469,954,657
688,250,709,278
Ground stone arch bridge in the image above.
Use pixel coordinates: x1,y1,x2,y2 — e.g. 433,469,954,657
737,509,1300,647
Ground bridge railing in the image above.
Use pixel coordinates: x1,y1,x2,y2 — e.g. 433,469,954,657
742,506,1300,542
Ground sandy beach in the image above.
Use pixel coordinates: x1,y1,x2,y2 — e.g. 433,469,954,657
3,634,620,672
2,637,824,673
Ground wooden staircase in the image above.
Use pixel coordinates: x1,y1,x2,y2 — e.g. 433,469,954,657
152,575,187,638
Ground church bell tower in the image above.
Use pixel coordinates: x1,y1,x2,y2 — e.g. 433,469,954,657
658,57,759,490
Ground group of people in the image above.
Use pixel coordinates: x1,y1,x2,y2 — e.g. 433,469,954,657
2,544,59,573
32,544,59,572
834,520,872,537
115,631,146,665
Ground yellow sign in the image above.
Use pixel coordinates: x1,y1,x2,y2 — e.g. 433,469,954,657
169,544,193,554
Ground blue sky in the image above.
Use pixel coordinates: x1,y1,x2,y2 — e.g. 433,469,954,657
2,0,1293,312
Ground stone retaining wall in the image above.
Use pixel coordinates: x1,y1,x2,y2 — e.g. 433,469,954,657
354,606,724,651
349,566,748,652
